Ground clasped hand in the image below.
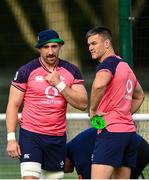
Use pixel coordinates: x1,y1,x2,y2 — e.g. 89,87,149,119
45,69,61,86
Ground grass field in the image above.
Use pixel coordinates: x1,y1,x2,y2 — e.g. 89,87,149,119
0,164,149,179
0,164,77,179
0,165,20,179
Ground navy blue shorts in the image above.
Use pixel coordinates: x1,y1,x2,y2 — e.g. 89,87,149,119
19,128,66,171
92,129,139,168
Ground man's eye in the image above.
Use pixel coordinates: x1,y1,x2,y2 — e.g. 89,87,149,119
43,45,49,48
52,45,58,48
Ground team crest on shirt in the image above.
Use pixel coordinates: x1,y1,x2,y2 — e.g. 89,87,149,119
35,75,45,82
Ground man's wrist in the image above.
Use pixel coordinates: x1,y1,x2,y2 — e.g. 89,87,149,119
7,132,16,141
55,81,66,92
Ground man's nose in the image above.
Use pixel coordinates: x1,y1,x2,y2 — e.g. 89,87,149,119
89,45,93,51
48,47,53,54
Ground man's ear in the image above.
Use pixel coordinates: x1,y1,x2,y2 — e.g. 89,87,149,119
104,39,111,48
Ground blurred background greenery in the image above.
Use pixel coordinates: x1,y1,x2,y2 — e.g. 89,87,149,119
0,0,149,113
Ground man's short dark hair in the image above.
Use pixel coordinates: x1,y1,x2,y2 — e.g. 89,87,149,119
86,26,112,42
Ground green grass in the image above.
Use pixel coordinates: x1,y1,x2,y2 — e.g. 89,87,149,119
0,164,20,179
64,172,77,179
0,164,77,179
0,164,149,179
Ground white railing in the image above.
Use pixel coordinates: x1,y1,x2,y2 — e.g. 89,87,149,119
0,113,149,121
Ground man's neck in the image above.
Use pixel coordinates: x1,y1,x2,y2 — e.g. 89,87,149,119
40,57,59,72
100,48,116,63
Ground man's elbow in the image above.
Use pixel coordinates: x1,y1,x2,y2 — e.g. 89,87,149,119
140,91,145,104
142,92,145,100
79,100,88,111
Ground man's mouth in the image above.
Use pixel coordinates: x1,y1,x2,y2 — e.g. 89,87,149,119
47,55,55,58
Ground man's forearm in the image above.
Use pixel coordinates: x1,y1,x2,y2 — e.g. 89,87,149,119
6,105,19,133
90,86,106,112
61,85,87,111
131,98,144,114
